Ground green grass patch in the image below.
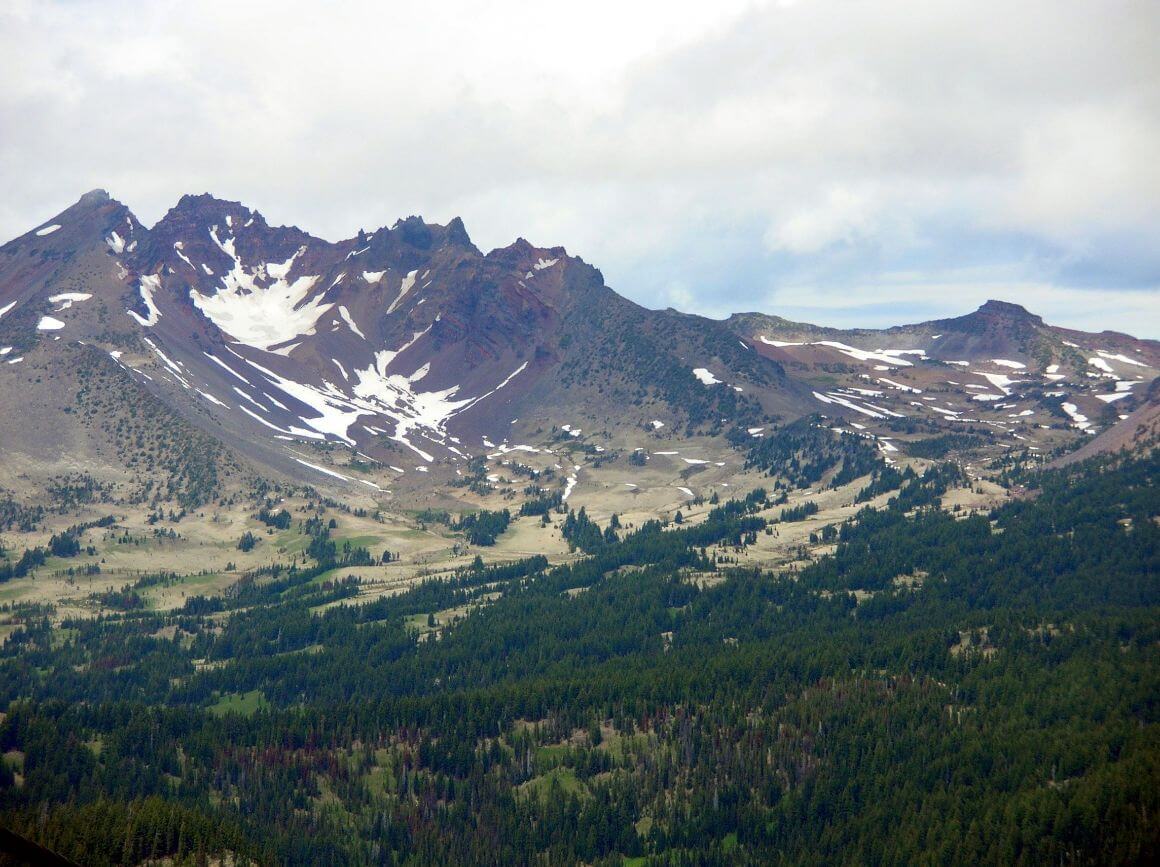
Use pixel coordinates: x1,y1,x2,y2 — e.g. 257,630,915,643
274,529,311,556
521,766,586,802
207,689,269,717
335,534,382,551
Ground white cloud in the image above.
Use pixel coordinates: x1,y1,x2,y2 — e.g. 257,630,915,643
764,187,878,254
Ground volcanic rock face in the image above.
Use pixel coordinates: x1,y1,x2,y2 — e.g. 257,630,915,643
1,190,1157,496
0,191,791,484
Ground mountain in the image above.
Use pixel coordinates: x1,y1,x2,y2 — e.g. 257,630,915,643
1,190,1156,505
0,192,1156,865
1,191,806,499
728,299,1159,470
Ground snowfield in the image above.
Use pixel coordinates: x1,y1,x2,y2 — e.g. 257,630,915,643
190,229,330,350
816,341,914,367
48,292,91,311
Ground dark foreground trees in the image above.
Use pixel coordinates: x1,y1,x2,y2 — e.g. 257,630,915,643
0,453,1156,865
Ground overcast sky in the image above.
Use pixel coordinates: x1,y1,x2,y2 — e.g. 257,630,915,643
2,0,1157,335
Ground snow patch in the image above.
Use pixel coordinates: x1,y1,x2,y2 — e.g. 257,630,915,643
386,269,418,315
37,316,65,331
975,372,1021,396
1097,350,1148,368
127,274,162,326
47,292,92,312
758,336,803,347
191,230,328,350
35,224,61,236
813,391,901,419
338,305,366,339
1061,402,1091,431
877,377,921,393
816,341,913,367
487,444,540,458
692,367,721,385
353,339,528,460
204,352,251,384
172,242,195,271
295,458,351,482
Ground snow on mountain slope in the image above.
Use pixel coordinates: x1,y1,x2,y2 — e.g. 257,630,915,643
3,190,1155,499
188,230,330,350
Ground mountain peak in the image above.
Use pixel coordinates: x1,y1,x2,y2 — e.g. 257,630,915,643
380,214,477,253
446,216,472,247
63,188,132,220
975,299,1041,322
167,192,254,223
77,188,113,206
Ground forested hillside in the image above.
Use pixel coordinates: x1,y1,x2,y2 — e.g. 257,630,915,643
0,453,1157,865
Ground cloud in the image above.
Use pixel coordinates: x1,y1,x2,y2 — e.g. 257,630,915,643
0,0,1157,335
763,187,879,255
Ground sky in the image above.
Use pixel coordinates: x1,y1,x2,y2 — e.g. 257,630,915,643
1,0,1157,336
